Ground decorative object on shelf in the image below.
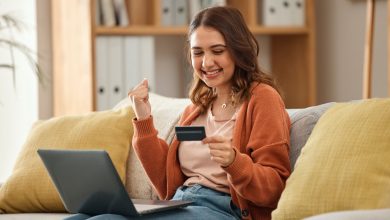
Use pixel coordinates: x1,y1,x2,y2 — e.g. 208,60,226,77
0,13,43,88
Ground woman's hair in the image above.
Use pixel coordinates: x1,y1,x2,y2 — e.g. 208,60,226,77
187,6,281,113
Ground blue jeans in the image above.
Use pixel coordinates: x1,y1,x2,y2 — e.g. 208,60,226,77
64,184,241,220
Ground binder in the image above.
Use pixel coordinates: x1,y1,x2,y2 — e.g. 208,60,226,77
100,0,116,26
210,0,226,7
264,0,301,26
107,36,125,108
174,0,188,26
189,0,202,21
112,0,129,26
161,0,175,26
264,0,292,26
139,37,155,92
123,37,141,92
279,0,293,25
124,37,155,93
291,0,305,26
95,0,102,25
95,36,109,111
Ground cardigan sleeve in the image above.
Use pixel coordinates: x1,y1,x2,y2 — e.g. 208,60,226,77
132,104,197,199
132,116,170,199
224,85,291,208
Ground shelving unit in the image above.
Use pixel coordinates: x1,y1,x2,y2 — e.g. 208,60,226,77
52,0,317,116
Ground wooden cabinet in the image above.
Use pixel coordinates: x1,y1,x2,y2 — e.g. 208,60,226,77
52,0,316,116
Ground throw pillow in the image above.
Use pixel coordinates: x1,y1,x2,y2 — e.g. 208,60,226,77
272,99,390,220
114,93,190,200
0,107,134,213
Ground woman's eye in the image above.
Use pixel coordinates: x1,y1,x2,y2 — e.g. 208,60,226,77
192,51,203,56
213,50,224,55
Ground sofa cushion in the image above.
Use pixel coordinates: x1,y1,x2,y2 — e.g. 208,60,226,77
288,102,334,170
0,108,134,213
272,99,390,220
114,93,191,199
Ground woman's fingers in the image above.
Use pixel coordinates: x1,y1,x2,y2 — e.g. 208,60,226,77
127,79,151,120
205,136,236,167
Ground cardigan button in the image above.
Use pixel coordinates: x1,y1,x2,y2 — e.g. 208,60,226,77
241,209,249,217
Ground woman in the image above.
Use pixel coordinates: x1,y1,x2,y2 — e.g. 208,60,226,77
128,6,291,220
69,6,291,220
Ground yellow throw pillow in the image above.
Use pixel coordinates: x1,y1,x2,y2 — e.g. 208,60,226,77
272,99,390,220
0,107,134,213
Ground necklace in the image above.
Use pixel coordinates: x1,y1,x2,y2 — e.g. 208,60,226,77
221,103,227,109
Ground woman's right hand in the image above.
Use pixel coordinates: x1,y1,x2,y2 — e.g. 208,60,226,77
127,79,151,120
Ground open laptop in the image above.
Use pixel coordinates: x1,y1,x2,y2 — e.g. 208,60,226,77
37,149,192,216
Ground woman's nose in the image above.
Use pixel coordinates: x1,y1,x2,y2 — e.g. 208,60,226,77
202,54,214,68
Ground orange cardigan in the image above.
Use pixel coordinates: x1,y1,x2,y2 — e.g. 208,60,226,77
132,83,291,220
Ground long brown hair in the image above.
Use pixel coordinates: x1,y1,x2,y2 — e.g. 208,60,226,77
187,6,281,113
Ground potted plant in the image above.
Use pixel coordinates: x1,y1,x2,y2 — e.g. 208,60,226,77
0,13,43,87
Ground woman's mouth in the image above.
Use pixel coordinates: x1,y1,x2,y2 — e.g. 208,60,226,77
202,68,223,79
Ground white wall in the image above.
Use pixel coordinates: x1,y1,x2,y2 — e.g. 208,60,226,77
316,0,388,103
0,0,38,182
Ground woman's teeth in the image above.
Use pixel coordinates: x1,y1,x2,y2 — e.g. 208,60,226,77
204,69,222,75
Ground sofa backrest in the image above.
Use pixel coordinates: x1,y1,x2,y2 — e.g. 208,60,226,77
114,93,334,199
287,102,334,170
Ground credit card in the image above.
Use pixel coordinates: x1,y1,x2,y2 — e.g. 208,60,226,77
175,126,206,141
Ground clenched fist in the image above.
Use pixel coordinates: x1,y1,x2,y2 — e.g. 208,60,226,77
127,79,151,120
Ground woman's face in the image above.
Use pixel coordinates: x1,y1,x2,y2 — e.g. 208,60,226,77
190,26,235,91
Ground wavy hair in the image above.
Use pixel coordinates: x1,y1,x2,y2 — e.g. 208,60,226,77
187,6,281,113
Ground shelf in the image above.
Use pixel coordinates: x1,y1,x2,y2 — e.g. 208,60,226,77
95,26,310,36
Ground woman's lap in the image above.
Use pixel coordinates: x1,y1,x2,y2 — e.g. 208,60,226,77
64,184,241,220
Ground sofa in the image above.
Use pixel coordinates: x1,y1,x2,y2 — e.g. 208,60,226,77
0,93,389,220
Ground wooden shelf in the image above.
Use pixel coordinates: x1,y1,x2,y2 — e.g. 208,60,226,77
95,26,310,36
52,0,317,116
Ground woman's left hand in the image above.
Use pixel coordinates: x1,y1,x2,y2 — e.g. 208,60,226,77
202,136,236,167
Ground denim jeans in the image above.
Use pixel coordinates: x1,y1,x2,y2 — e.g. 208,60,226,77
64,184,241,220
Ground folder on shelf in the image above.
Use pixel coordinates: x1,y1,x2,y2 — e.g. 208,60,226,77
123,37,155,93
291,0,305,26
263,0,286,26
139,37,155,92
100,0,116,26
95,36,109,111
95,0,103,25
174,0,188,26
161,0,175,26
123,37,141,92
189,0,202,20
107,36,125,108
209,0,226,7
112,0,129,26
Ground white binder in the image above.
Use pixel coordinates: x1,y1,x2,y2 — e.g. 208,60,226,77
107,36,125,108
263,0,291,26
95,36,109,111
123,37,141,92
291,0,305,26
100,0,116,26
174,0,188,26
210,0,226,7
189,0,202,21
161,0,175,26
112,0,129,26
139,37,155,92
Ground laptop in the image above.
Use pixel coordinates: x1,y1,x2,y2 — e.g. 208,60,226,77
37,149,192,216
